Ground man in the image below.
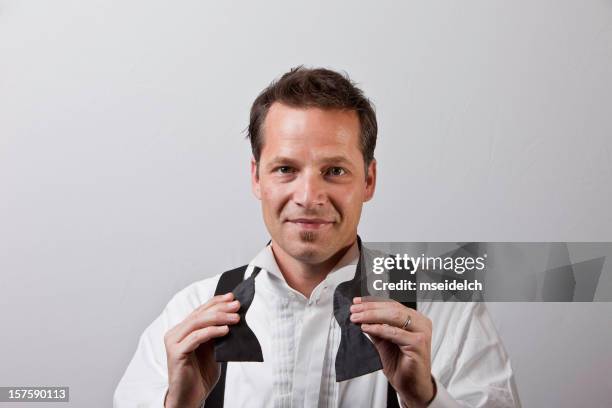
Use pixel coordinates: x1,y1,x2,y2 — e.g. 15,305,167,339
114,67,520,407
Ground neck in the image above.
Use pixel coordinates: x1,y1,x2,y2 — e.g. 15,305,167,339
271,238,356,299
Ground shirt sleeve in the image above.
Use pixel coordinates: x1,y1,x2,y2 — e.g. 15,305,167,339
425,302,521,407
113,277,220,408
113,302,172,408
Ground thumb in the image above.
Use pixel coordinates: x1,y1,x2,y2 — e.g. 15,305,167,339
362,325,393,356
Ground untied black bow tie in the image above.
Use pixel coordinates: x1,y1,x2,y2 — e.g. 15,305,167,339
213,237,383,382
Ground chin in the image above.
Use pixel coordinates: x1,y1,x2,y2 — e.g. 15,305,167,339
286,237,332,264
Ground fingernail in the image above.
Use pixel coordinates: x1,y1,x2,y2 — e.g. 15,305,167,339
350,313,360,321
350,305,362,312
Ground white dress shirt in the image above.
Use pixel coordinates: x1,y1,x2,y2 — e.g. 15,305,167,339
114,242,521,407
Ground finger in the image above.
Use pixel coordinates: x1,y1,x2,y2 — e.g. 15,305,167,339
350,306,418,331
167,300,240,344
350,307,403,327
352,296,392,306
361,323,429,351
174,305,241,343
195,292,235,313
194,298,241,316
352,297,394,306
351,302,430,333
177,325,230,354
164,295,238,345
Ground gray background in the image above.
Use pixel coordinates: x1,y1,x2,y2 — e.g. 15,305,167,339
1,0,611,406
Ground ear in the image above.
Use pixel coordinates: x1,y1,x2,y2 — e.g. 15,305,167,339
364,159,377,202
251,157,261,200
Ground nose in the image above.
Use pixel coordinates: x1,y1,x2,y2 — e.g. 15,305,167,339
293,169,327,209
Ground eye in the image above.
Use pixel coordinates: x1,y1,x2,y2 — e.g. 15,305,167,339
326,167,347,177
276,166,295,174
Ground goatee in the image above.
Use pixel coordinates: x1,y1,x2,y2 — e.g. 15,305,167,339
299,231,317,242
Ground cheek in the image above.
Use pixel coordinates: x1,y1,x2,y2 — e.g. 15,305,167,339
332,186,364,217
261,184,289,212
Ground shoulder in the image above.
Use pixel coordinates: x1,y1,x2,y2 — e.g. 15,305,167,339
418,299,479,320
418,301,497,343
418,301,493,335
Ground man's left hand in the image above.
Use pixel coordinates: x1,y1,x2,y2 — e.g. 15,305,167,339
350,297,436,408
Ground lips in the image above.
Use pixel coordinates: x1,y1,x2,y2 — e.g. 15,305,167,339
287,218,335,229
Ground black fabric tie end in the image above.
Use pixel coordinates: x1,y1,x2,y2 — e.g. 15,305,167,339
214,267,263,362
333,279,383,382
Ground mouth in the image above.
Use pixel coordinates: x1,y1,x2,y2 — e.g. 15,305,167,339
286,218,335,230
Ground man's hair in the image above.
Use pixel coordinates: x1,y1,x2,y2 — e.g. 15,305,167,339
247,66,377,174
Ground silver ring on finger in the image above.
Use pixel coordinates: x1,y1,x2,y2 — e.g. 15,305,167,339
401,313,412,330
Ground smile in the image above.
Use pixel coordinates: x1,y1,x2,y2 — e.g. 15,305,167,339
287,219,335,230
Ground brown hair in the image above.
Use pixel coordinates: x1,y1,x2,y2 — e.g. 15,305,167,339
247,66,377,174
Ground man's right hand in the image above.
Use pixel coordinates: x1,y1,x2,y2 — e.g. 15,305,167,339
163,292,241,408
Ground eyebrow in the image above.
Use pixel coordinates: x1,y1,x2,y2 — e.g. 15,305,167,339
318,156,354,166
265,157,300,170
265,155,354,170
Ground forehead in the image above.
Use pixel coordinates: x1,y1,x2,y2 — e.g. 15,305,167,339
260,102,362,160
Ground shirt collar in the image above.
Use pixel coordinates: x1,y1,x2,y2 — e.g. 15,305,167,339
249,239,360,289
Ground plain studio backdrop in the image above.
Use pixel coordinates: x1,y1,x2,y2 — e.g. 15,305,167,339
1,1,612,406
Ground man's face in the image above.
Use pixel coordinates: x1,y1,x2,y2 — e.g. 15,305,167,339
251,102,376,265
